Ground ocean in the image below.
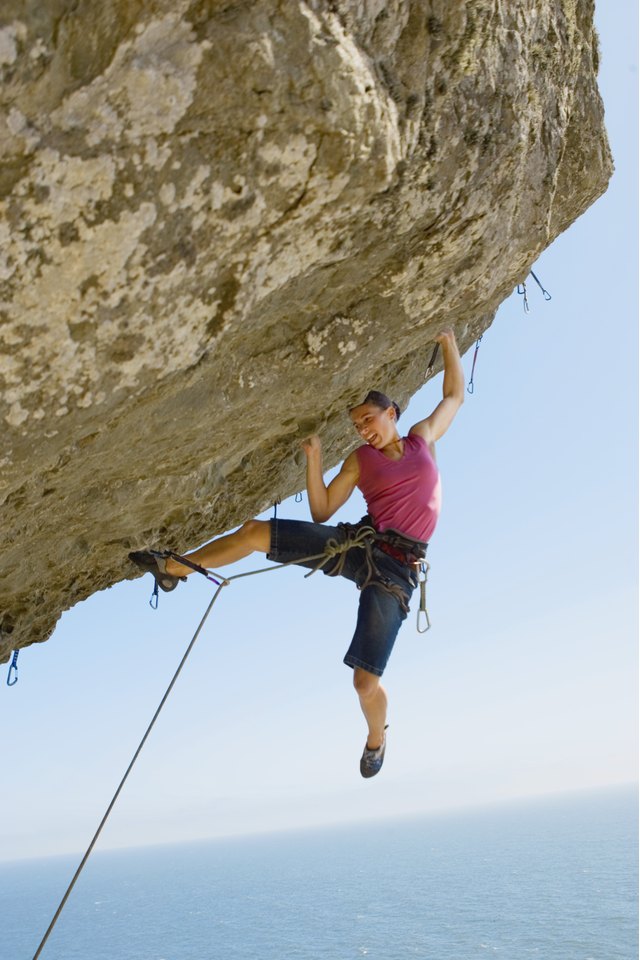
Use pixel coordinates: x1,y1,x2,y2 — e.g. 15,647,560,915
2,785,637,960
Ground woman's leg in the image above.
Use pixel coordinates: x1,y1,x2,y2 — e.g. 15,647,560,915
165,519,271,576
353,667,388,749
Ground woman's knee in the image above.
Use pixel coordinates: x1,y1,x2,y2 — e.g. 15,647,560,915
239,518,271,551
353,667,380,700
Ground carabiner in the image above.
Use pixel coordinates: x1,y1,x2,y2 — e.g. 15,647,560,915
467,335,483,395
149,582,159,610
416,561,431,634
426,342,440,379
7,650,19,686
516,281,530,313
530,269,552,300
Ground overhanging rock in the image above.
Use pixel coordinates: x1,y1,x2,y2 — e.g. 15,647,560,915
0,0,612,659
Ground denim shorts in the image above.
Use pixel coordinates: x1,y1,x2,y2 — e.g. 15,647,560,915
267,518,418,677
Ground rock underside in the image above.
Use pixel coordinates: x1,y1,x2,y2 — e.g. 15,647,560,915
0,0,612,660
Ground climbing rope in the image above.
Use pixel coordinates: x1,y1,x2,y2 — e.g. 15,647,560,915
31,527,430,959
6,650,19,686
30,582,225,960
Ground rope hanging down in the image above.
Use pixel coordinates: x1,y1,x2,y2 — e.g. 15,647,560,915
31,529,430,959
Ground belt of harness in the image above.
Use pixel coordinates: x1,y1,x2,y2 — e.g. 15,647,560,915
166,516,431,628
372,523,431,634
318,517,430,628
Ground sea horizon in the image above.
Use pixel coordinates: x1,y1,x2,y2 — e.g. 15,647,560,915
3,779,636,866
4,781,637,960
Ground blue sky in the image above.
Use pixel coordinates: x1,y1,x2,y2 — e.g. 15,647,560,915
1,5,637,862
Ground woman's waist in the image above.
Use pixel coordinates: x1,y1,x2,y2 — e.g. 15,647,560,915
374,527,428,564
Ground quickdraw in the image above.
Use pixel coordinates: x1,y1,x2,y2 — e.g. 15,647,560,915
149,582,159,610
467,335,483,395
416,560,431,634
517,269,552,313
6,650,19,686
426,342,440,378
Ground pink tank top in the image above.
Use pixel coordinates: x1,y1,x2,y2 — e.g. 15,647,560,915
355,433,441,542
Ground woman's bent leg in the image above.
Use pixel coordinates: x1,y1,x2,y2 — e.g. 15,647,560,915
353,668,388,750
165,519,270,576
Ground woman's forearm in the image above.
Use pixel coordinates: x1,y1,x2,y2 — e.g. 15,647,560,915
440,333,465,402
304,439,330,522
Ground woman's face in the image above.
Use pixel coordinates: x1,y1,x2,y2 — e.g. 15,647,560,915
349,403,397,448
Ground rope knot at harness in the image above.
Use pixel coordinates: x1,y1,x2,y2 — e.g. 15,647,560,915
305,523,430,627
305,524,378,579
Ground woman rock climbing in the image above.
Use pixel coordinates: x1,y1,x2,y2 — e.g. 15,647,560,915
130,328,465,777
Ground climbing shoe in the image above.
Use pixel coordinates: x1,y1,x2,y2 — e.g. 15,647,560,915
360,726,388,779
128,549,185,592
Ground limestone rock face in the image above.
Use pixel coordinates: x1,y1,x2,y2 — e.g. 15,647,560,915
0,0,611,659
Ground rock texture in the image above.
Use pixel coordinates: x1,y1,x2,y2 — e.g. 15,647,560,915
0,0,611,660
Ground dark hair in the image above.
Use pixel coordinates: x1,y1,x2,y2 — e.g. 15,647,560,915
358,390,401,421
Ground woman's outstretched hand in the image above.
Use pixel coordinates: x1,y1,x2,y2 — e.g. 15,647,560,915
301,434,322,458
434,327,457,346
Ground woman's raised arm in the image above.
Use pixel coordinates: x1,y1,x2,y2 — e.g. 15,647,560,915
409,328,465,444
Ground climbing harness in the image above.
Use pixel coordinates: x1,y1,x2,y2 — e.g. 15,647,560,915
272,497,281,520
6,650,19,686
426,342,440,378
32,527,431,958
517,269,552,314
467,335,483,395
